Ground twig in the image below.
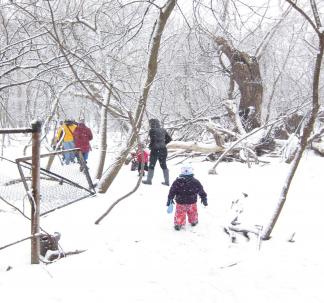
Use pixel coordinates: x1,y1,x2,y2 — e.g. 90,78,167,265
0,196,31,221
288,232,296,243
0,233,41,251
219,262,240,269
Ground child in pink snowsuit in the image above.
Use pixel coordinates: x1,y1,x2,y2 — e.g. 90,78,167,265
167,165,207,230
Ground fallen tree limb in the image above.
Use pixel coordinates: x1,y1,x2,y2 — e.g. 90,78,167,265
209,104,311,174
41,249,87,263
226,225,260,236
208,125,267,174
95,175,143,225
167,140,224,153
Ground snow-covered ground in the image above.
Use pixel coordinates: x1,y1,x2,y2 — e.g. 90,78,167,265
0,142,323,303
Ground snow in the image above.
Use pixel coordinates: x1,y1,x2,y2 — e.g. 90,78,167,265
0,144,324,303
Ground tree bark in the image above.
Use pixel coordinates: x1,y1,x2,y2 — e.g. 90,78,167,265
214,37,263,129
94,89,112,180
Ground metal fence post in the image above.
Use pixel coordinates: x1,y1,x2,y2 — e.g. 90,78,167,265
31,120,41,264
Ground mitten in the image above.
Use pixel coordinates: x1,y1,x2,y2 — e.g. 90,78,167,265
167,203,174,214
166,199,174,206
201,198,208,206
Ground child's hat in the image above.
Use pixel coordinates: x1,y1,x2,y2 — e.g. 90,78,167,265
181,165,193,175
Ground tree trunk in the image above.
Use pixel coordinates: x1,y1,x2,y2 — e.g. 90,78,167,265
94,89,111,180
262,1,324,239
97,0,177,193
214,37,263,130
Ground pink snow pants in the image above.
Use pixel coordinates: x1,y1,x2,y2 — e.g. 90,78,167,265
174,203,198,226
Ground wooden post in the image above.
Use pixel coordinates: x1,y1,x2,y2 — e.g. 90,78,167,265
30,120,41,264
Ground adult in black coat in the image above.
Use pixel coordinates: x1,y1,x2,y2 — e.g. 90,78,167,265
142,118,172,185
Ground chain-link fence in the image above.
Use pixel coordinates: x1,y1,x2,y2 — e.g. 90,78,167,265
0,124,96,264
0,149,95,216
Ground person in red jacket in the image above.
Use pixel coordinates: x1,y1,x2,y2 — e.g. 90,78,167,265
131,144,149,176
73,119,93,165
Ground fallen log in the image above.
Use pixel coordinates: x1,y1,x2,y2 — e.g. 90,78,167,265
311,141,324,155
167,140,224,153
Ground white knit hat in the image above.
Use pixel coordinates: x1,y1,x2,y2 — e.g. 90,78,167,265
181,165,193,175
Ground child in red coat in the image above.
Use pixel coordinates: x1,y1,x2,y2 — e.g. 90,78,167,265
131,144,149,175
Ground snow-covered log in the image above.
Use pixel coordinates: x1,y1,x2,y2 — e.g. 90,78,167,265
167,140,224,153
223,99,247,135
311,141,324,155
281,134,299,163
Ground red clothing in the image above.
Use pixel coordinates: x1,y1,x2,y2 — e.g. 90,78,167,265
73,123,93,153
174,203,198,227
135,150,149,163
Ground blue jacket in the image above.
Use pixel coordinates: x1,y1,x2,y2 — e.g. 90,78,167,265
168,174,207,205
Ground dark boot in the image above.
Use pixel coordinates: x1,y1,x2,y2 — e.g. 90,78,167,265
142,168,154,185
161,168,169,186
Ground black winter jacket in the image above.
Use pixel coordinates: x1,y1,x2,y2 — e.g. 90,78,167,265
148,119,172,150
168,175,207,205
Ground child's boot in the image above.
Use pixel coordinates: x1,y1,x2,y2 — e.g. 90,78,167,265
142,168,154,185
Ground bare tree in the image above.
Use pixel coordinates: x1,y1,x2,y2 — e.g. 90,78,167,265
97,0,177,193
262,0,324,240
191,0,268,130
0,2,67,128
94,87,112,180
